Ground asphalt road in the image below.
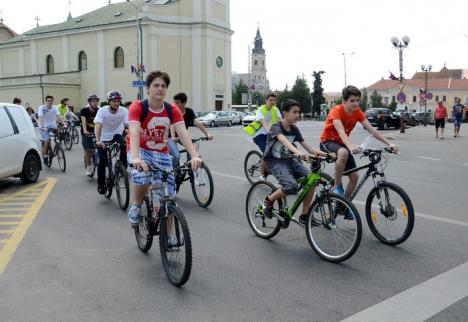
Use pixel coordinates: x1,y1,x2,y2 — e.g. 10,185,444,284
1,121,467,321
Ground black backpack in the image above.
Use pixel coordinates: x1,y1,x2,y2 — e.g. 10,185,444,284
140,99,173,123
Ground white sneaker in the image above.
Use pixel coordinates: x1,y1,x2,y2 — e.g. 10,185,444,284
85,165,93,176
257,175,267,182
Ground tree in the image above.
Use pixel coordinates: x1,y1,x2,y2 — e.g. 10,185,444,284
291,76,312,114
360,88,368,112
251,91,263,106
370,90,383,108
312,71,325,116
276,85,293,108
232,79,248,105
388,101,398,111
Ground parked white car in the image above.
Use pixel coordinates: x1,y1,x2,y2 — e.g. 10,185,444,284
242,112,257,126
0,103,42,183
196,111,233,127
228,112,242,125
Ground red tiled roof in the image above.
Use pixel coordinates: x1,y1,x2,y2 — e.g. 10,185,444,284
412,67,462,80
367,78,468,91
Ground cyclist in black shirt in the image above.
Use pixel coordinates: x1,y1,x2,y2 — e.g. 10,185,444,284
80,94,100,176
168,92,213,167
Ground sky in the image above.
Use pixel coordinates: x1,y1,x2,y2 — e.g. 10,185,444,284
2,0,468,92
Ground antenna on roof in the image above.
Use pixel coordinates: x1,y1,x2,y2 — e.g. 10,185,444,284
35,16,40,27
0,9,3,23
108,0,112,5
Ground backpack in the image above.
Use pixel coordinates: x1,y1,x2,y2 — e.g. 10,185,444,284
140,99,173,123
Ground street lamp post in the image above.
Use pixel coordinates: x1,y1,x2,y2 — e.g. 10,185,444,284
127,0,144,100
391,36,410,133
421,64,432,126
342,51,355,87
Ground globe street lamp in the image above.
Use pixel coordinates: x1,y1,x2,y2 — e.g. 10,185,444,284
342,51,355,87
391,36,410,133
421,64,432,126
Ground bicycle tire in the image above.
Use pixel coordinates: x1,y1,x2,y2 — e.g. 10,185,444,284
134,197,153,252
244,150,262,185
56,145,66,172
64,132,73,150
45,147,53,168
306,193,362,262
190,163,214,208
115,163,130,210
245,181,282,239
365,181,414,245
72,127,79,144
105,162,113,199
159,204,192,287
90,150,98,178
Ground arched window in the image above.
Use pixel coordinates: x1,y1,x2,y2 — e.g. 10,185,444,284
46,55,54,74
254,60,257,66
78,51,87,71
114,47,124,68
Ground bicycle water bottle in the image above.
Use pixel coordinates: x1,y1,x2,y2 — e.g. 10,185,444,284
360,136,372,151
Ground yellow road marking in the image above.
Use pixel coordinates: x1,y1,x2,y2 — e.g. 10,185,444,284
0,240,6,244
0,205,29,209
0,230,14,234
0,215,24,218
0,222,21,225
0,177,57,274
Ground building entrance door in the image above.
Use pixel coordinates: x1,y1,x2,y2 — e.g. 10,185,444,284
215,100,223,111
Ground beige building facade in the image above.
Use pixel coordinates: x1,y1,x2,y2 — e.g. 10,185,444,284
0,0,232,112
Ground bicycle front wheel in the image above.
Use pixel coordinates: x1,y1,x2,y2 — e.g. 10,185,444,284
64,132,73,150
190,163,214,208
365,182,414,245
134,197,153,252
56,146,66,172
115,163,130,210
245,181,281,239
105,163,113,199
72,128,79,144
306,193,362,263
244,150,262,185
159,205,192,287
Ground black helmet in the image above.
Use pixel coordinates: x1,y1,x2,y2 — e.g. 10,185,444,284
87,93,100,102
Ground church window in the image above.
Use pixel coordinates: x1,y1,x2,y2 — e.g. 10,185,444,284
78,51,87,71
46,55,54,74
262,60,264,66
255,60,257,66
114,47,124,68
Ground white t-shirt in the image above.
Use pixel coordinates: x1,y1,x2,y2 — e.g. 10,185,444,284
94,106,128,141
38,105,59,128
254,106,282,137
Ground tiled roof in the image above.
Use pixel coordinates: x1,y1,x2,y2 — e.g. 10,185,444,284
367,78,468,91
411,67,464,80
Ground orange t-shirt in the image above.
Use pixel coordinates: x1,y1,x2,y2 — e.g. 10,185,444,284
320,104,366,145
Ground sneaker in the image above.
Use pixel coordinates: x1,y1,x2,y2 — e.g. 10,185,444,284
262,197,274,219
43,156,49,165
128,204,142,225
332,184,344,196
257,175,267,182
85,165,93,176
97,185,107,195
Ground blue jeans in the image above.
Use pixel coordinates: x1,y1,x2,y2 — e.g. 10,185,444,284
167,139,180,168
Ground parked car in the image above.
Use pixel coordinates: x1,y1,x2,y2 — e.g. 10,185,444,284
228,112,242,125
0,103,42,183
196,111,233,127
195,111,207,118
394,111,416,127
412,112,435,125
365,107,400,130
242,112,257,126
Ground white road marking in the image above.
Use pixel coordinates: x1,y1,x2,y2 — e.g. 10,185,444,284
464,163,468,166
341,261,468,322
211,171,246,181
418,156,441,161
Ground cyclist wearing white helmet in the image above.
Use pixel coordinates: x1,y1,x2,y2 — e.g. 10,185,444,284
80,93,100,176
94,90,128,194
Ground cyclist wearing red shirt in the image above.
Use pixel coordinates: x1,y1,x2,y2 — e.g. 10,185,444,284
320,85,397,200
127,71,202,225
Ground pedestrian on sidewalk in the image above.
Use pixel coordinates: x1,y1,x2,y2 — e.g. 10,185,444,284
451,97,464,137
434,101,448,139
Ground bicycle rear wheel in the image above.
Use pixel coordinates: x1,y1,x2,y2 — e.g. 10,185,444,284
64,132,73,150
245,181,282,239
115,163,130,210
190,163,214,208
56,145,66,172
45,147,53,168
365,182,414,245
159,205,192,286
134,197,153,252
244,150,262,185
306,193,362,262
72,127,79,144
105,163,113,199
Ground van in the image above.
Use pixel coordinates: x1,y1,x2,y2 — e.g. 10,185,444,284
0,103,42,183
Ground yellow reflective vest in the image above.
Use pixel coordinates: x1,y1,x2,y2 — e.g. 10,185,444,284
243,105,279,136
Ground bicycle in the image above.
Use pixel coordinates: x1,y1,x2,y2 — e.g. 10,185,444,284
174,137,214,208
85,133,98,178
324,146,414,245
101,142,130,210
244,149,265,185
132,163,192,287
43,128,66,172
245,155,362,263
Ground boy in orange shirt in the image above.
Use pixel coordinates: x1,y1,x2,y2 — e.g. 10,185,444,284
320,86,397,218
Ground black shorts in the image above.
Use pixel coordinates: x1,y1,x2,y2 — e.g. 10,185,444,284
320,141,357,172
435,119,445,129
81,133,94,149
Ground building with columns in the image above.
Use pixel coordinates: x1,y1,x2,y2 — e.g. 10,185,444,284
0,0,232,111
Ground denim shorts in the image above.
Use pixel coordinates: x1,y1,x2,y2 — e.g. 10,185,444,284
128,149,175,202
39,127,57,141
265,157,309,195
453,118,463,127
